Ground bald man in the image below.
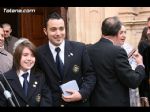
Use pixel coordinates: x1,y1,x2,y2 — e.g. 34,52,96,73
2,23,18,54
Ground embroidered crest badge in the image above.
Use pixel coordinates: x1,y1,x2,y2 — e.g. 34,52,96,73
72,65,80,73
35,94,41,103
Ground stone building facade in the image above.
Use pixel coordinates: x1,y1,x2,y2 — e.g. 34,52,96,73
67,7,150,48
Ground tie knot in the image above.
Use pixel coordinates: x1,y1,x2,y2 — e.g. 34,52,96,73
22,72,28,79
55,47,61,53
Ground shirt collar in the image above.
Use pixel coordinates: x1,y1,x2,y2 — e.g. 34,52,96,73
0,48,4,52
18,69,31,77
6,36,12,41
48,40,65,52
0,48,7,56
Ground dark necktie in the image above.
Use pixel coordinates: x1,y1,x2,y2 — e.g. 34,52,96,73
22,72,29,96
55,47,64,79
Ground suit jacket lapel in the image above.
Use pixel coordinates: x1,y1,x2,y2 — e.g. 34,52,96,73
64,41,72,78
42,44,61,79
27,71,38,101
7,70,28,102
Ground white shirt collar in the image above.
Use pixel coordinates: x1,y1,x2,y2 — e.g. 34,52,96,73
48,40,65,52
18,69,30,87
48,40,65,63
18,69,30,80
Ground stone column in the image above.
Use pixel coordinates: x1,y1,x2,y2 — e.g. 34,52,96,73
68,7,104,44
118,7,145,48
118,7,137,22
137,7,150,21
104,7,119,17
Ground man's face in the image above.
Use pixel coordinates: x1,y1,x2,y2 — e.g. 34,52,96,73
0,28,4,47
116,25,126,46
3,26,12,38
43,19,65,46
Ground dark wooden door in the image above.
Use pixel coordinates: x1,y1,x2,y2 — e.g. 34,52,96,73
0,7,18,38
18,7,68,47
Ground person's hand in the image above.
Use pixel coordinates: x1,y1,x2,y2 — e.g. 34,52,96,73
62,90,82,102
132,50,144,66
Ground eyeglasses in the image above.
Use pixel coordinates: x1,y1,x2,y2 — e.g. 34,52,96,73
4,30,9,33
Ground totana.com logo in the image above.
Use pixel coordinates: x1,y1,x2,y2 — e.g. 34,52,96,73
3,8,36,13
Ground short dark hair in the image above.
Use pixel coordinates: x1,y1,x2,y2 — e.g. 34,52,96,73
44,12,63,28
101,16,122,36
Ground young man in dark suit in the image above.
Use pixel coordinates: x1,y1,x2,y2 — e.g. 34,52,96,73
87,16,146,106
36,12,96,107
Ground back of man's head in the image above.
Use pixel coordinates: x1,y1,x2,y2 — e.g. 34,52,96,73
101,16,122,36
48,12,63,20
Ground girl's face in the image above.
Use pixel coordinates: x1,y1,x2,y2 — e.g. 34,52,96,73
20,47,35,72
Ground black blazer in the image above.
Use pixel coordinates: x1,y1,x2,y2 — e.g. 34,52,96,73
37,40,96,106
87,38,146,106
0,69,52,107
138,41,150,103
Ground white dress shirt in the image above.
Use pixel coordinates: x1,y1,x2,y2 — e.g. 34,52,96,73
48,40,65,64
18,70,31,87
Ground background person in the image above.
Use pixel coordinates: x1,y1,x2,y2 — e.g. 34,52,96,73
2,23,18,54
0,26,13,74
138,17,150,105
115,25,141,107
87,16,145,106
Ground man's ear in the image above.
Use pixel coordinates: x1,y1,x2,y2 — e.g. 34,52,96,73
10,29,12,33
43,28,47,36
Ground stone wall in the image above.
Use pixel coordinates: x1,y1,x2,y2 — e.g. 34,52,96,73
67,7,150,48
